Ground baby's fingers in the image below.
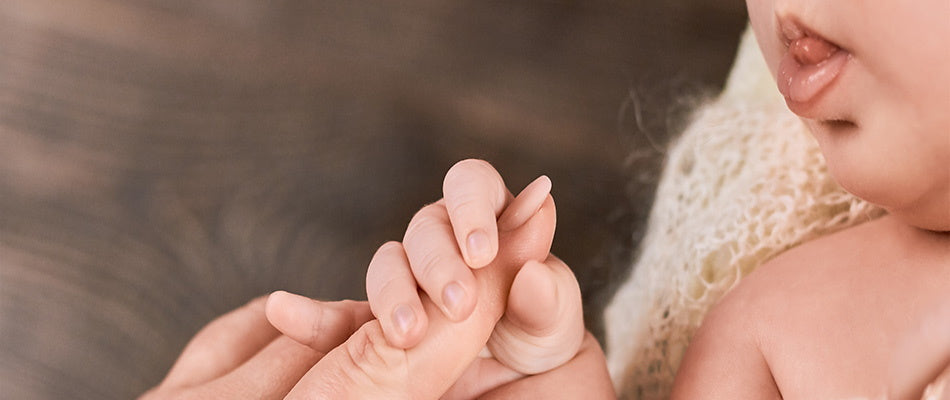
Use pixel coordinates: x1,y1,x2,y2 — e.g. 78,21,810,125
288,194,558,400
365,241,429,348
403,202,479,322
443,159,511,268
488,255,585,375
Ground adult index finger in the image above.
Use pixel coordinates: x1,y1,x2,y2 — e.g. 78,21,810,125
160,297,278,389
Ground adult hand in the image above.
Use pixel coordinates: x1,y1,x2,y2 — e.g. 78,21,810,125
140,297,372,399
149,159,615,399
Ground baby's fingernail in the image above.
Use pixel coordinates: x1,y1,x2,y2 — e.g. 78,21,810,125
392,304,416,336
466,229,491,267
498,175,551,232
442,281,467,319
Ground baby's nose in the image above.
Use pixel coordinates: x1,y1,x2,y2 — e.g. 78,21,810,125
790,36,839,65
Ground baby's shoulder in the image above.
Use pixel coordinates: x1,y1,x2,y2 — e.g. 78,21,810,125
719,220,875,321
736,215,947,312
730,216,921,308
672,218,920,398
714,216,949,397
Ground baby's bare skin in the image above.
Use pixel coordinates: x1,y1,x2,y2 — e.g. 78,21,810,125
755,216,948,398
673,216,950,399
672,0,950,397
674,215,949,399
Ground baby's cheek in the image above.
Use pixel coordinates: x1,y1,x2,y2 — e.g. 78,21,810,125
745,0,782,74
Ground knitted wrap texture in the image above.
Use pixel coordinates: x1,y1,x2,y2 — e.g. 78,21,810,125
603,27,884,399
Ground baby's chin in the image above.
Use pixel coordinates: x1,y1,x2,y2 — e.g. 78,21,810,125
886,192,950,233
825,158,950,232
805,117,950,232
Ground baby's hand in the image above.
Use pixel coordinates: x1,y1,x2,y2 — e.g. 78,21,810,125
262,160,611,398
366,159,586,379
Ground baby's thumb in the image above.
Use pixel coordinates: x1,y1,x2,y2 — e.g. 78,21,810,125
487,255,585,375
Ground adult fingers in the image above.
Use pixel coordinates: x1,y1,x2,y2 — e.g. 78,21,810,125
443,159,511,269
289,196,558,400
286,320,411,399
889,299,950,400
487,255,585,375
403,202,478,321
265,292,373,354
185,335,324,399
498,175,552,232
160,296,279,389
365,241,429,348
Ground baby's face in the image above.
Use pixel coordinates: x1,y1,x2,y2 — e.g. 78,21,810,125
746,0,950,231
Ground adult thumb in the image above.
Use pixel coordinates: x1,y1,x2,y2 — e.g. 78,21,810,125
287,196,557,399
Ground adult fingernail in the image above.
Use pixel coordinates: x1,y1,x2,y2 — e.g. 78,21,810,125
392,304,416,336
466,229,491,267
442,281,467,319
498,175,551,232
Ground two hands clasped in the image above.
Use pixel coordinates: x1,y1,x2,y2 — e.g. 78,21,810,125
142,160,616,399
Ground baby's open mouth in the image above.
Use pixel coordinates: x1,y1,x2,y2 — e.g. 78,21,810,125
777,30,850,105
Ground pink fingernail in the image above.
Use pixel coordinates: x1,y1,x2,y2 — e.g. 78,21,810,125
498,175,552,231
466,229,491,266
392,304,416,335
442,281,466,319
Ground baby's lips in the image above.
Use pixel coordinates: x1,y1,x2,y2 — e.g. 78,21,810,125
777,35,850,112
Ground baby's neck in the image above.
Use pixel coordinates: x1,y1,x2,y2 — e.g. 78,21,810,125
880,214,950,255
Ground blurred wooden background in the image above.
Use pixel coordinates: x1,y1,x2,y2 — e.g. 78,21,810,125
0,0,746,397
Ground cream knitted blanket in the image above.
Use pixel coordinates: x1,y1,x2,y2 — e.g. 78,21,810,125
603,27,885,399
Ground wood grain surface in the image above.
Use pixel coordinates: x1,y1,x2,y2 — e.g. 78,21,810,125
0,1,746,397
